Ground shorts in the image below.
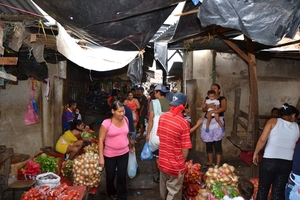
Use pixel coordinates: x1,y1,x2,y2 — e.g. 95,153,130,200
139,116,145,125
152,150,159,157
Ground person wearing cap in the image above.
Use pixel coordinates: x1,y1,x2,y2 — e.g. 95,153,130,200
137,86,148,139
157,93,191,199
165,85,174,102
146,84,170,182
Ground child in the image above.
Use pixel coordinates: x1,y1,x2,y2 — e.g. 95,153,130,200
223,178,254,200
205,90,223,132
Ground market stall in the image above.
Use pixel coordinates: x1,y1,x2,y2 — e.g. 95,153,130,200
182,160,258,200
16,131,100,200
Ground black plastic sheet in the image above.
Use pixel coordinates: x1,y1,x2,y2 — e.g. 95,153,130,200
198,0,300,46
33,0,182,51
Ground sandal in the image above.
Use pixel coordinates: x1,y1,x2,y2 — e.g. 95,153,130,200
109,195,117,200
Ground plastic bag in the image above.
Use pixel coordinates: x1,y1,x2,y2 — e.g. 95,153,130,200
141,142,153,161
127,152,138,179
132,112,137,121
24,100,39,125
36,172,61,189
149,99,162,152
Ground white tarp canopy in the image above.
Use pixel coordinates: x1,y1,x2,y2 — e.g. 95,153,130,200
56,23,139,71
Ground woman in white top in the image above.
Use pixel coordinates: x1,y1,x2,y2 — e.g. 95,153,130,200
253,103,300,200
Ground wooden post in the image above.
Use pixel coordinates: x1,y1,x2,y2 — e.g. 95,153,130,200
245,36,260,178
232,88,241,135
218,33,260,177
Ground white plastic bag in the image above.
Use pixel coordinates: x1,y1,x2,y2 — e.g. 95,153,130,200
149,99,162,152
127,152,138,179
35,172,60,189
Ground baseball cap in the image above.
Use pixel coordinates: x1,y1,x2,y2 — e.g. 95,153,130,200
170,93,187,106
155,84,169,93
138,86,144,91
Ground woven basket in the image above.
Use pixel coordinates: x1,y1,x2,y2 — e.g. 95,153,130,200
9,153,30,177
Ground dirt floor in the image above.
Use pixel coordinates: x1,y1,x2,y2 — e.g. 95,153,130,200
4,137,254,200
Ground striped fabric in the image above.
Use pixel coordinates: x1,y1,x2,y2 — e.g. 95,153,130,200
157,111,191,178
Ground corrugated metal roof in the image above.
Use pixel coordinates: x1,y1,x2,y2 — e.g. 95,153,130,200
0,0,44,20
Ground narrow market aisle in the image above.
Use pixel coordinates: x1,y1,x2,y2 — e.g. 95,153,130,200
88,137,160,200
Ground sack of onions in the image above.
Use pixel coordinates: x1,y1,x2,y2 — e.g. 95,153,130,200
204,163,239,190
72,152,102,188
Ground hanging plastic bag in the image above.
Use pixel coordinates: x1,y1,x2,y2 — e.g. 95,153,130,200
24,78,39,125
141,142,153,161
24,100,39,125
31,99,38,115
127,152,138,179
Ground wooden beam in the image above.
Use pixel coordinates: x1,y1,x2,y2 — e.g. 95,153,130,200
217,33,256,66
0,71,17,82
0,57,18,65
0,14,38,21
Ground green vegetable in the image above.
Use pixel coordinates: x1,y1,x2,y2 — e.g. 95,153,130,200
81,132,91,138
225,185,240,198
34,153,60,173
210,181,224,200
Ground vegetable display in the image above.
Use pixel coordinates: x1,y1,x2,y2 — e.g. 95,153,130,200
183,160,203,199
61,160,73,179
20,183,81,200
34,153,60,173
204,163,239,190
72,147,102,188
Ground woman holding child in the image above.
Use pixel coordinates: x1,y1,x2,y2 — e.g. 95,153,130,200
201,83,227,168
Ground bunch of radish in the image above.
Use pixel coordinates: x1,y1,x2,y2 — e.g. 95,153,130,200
183,160,203,199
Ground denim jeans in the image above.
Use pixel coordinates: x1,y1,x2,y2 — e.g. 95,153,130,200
285,173,300,199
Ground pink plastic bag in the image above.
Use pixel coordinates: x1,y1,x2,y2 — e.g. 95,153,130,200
24,100,39,125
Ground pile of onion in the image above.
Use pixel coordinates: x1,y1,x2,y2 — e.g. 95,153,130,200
204,163,239,189
72,151,102,188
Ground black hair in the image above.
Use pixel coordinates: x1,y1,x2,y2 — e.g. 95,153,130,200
155,90,166,97
111,89,119,96
68,100,76,107
212,83,220,90
70,120,83,131
111,100,124,111
207,90,216,96
271,107,279,113
279,103,299,118
238,179,254,200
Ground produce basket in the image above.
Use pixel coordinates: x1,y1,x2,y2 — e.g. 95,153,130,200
9,153,30,177
17,152,64,180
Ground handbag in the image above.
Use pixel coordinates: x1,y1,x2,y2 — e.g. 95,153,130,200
149,99,162,152
24,82,39,125
127,152,138,179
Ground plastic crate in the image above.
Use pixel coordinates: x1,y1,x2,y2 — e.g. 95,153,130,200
17,152,64,180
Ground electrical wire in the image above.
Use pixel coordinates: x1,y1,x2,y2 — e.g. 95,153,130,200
0,2,45,18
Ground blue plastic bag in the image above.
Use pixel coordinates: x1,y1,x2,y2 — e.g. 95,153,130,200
31,99,38,115
127,152,138,179
141,142,153,161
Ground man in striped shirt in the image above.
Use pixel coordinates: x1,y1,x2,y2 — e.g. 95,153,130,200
157,93,191,200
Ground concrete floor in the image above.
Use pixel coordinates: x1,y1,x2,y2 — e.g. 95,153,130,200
4,137,253,200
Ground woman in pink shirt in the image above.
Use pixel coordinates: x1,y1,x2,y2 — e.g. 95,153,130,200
98,100,135,200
